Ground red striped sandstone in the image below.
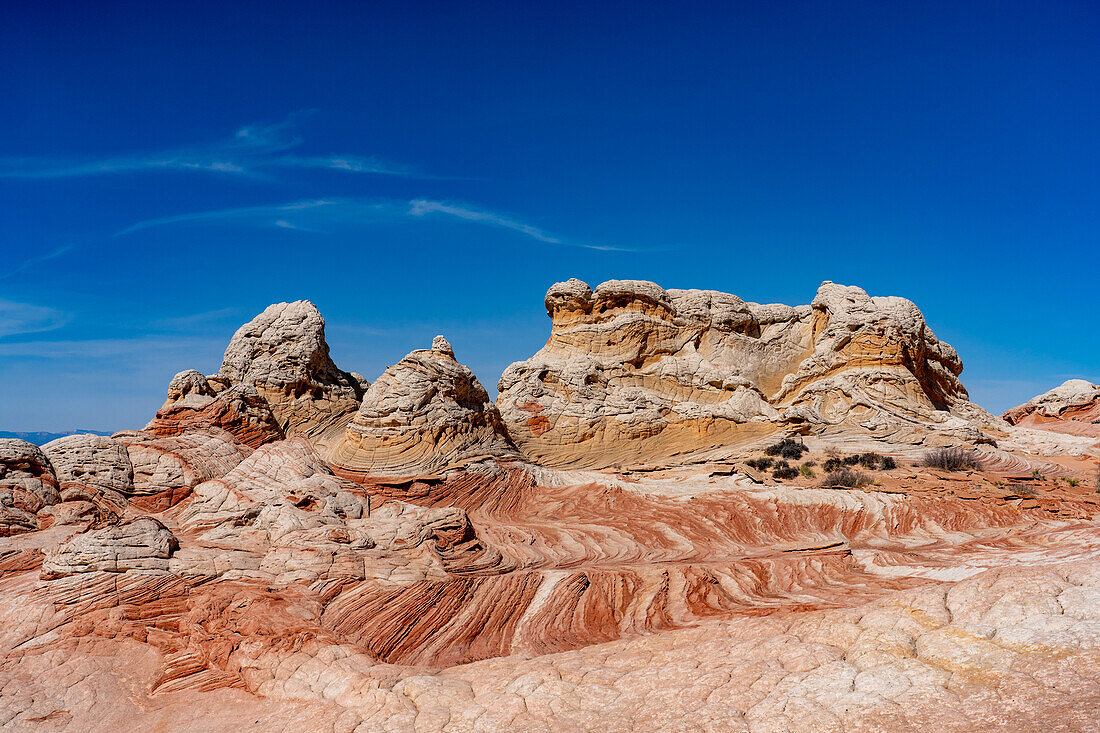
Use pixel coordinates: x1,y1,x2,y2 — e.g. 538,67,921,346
1004,379,1100,438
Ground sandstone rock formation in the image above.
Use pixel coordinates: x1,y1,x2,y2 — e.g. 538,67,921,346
0,438,59,535
41,433,134,495
330,336,517,478
147,377,285,448
497,279,999,469
150,301,365,453
39,433,134,521
220,301,367,444
41,517,179,577
1004,379,1100,437
2,281,1099,732
114,428,253,510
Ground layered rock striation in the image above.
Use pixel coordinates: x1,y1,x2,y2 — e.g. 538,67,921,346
0,439,60,535
147,374,285,448
330,336,517,478
152,301,365,452
3,282,1100,732
497,279,998,468
220,301,367,443
1004,379,1100,438
114,428,253,510
41,517,179,577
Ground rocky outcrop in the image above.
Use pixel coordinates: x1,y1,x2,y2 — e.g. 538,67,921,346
40,433,136,523
219,301,367,444
176,437,507,585
114,428,253,510
41,433,134,494
148,301,365,453
497,279,997,468
330,336,517,477
4,279,1100,732
1004,379,1100,437
147,376,285,448
0,439,60,535
179,437,369,534
41,517,179,577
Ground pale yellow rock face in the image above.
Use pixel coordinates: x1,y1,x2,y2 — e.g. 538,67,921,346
329,336,517,478
497,279,999,469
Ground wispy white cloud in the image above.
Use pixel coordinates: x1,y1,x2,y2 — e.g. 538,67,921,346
0,299,69,338
274,155,414,176
1,244,77,281
110,197,634,251
407,199,561,243
0,112,415,180
407,199,640,251
111,199,355,237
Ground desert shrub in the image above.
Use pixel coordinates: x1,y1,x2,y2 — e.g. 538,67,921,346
1009,483,1036,497
746,457,773,470
920,447,981,472
823,457,844,472
821,469,871,489
773,465,799,480
803,460,816,467
1032,469,1043,480
765,438,806,460
881,456,897,470
799,464,815,478
857,452,882,468
1066,477,1080,487
843,455,862,466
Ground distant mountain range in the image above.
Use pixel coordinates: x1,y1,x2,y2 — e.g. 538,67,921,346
0,430,112,446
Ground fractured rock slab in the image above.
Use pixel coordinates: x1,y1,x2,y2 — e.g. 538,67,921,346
41,517,179,577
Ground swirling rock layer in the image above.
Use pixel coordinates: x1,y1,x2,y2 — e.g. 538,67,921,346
498,279,998,469
1004,379,1100,438
330,336,517,478
0,439,60,535
3,459,1100,731
219,301,367,445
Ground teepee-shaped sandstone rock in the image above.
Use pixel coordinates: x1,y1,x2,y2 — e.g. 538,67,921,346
330,336,516,477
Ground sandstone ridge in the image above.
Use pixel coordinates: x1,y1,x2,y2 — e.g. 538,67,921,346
1004,379,1100,438
497,278,999,468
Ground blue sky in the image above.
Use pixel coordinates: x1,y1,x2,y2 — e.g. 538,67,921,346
1,1,1097,431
